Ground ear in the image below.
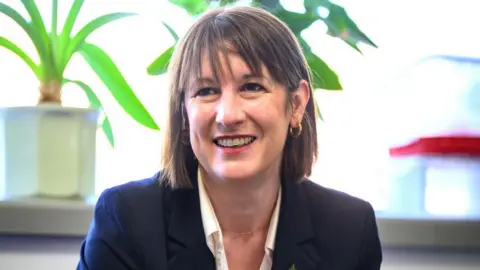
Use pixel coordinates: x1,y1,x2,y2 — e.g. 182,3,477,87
289,79,310,126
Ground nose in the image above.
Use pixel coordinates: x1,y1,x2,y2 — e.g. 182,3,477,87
215,90,246,128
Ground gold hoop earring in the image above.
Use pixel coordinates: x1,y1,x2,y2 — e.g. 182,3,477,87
289,123,302,138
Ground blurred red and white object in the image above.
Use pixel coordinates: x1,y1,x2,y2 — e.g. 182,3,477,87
381,55,480,219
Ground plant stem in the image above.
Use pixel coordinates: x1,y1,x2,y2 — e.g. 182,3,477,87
38,80,62,104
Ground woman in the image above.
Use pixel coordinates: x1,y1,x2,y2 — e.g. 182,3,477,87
77,6,382,270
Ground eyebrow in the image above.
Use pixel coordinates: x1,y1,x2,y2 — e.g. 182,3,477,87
193,73,269,86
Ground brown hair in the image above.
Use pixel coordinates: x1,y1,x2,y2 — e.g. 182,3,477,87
161,6,318,188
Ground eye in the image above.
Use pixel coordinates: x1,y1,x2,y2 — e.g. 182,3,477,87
241,83,265,92
195,87,218,97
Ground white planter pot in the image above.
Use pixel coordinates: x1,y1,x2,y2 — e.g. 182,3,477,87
0,104,101,198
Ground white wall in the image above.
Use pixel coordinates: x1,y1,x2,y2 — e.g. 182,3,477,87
1,236,479,270
383,248,480,270
0,236,82,270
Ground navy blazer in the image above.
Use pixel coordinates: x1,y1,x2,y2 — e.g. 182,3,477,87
77,170,382,270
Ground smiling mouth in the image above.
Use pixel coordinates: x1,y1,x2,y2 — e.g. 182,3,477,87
213,137,256,148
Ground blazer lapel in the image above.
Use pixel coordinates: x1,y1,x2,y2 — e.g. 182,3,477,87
272,178,322,270
165,168,323,270
166,168,215,270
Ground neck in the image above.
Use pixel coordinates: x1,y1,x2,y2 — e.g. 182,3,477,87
200,167,280,236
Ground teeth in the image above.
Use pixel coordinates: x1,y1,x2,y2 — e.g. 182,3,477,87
216,137,254,147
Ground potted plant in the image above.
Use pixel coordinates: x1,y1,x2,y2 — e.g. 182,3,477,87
0,0,159,198
147,0,376,117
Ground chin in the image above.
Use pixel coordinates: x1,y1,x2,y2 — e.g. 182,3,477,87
211,163,257,182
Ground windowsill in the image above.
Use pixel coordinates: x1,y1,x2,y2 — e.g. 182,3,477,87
1,196,480,249
0,196,94,237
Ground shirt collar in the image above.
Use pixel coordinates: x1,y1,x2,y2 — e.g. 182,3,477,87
265,185,281,251
198,169,221,241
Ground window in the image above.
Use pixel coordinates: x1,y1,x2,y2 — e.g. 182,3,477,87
302,0,480,217
1,0,479,219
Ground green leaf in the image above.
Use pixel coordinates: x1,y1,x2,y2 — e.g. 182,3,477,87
60,0,84,42
61,12,136,73
0,36,40,79
99,112,115,147
305,50,341,90
313,96,324,121
169,0,208,16
273,7,317,34
162,21,179,41
58,0,84,67
146,22,178,75
250,0,281,11
51,0,62,70
325,4,376,47
79,42,159,130
20,0,50,50
297,36,341,90
301,0,377,51
51,0,58,34
20,0,56,78
303,0,328,9
0,2,50,80
147,46,175,75
219,0,237,6
64,78,115,147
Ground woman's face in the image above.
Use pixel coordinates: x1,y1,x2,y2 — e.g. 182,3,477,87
184,51,309,183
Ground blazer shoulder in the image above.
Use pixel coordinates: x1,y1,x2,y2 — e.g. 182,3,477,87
101,170,172,203
95,170,175,225
78,171,172,269
297,179,382,268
